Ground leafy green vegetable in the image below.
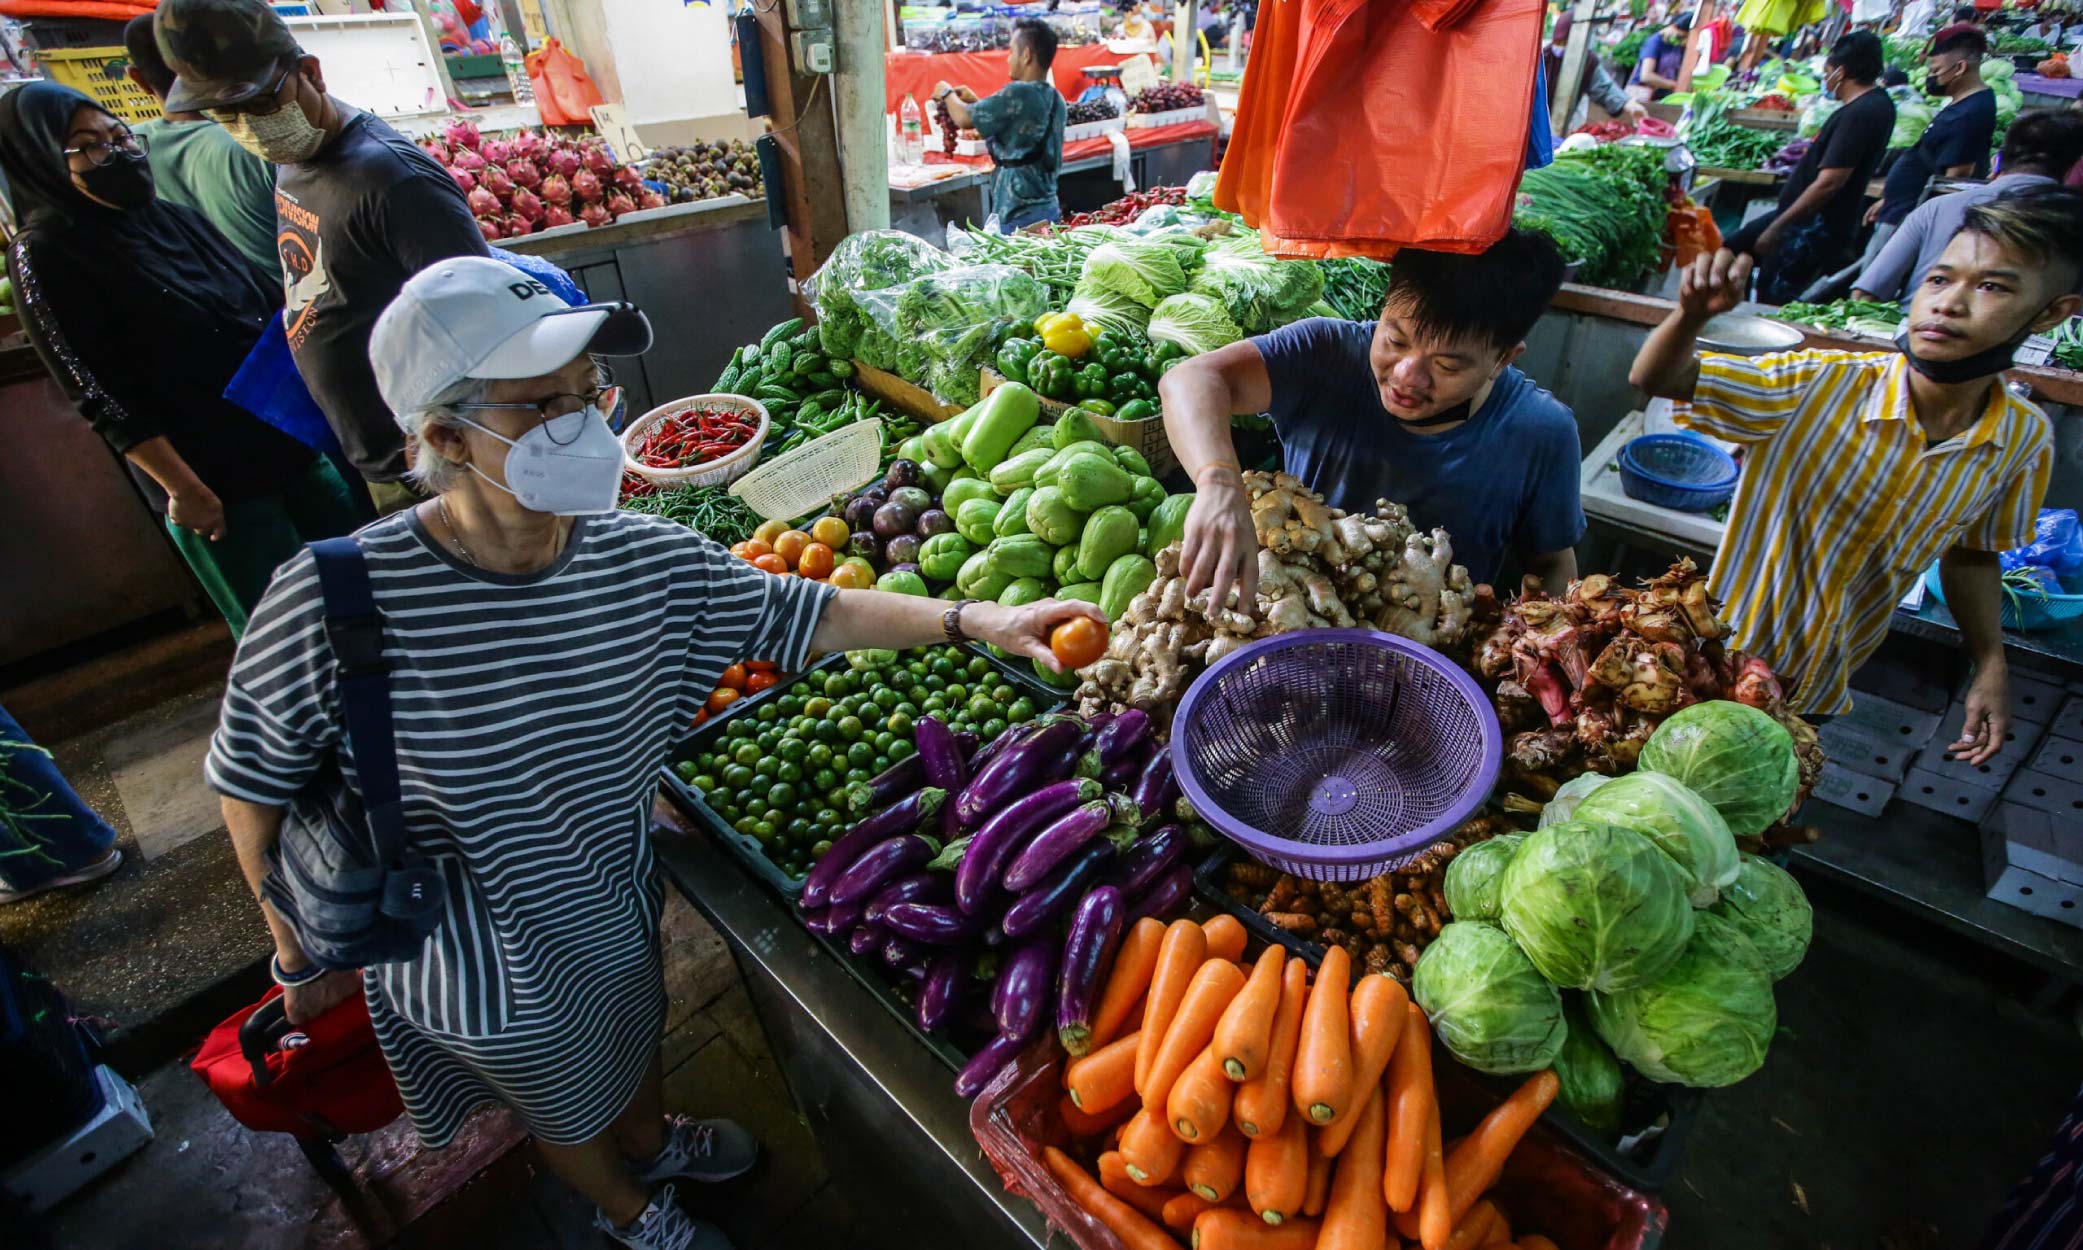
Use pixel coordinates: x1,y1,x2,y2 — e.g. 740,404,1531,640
1679,92,1789,171
1067,281,1153,337
1146,292,1244,355
1638,701,1800,840
1587,911,1777,1088
1775,297,1903,333
1541,773,1614,827
1554,995,1627,1136
1319,257,1394,321
1188,236,1324,334
1512,143,1667,289
810,230,952,359
1708,854,1812,981
1572,771,1740,907
1411,922,1567,1075
1442,834,1524,924
883,265,1048,404
1499,820,1696,993
1080,240,1189,309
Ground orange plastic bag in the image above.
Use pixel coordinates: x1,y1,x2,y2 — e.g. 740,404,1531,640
1211,0,1302,225
1668,200,1722,269
526,38,606,127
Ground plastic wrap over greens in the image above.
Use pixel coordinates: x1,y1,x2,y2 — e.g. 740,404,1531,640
1499,820,1695,993
1572,771,1740,907
1188,237,1324,334
1441,834,1525,924
1555,995,1626,1135
1708,853,1812,980
1798,98,1840,139
1147,292,1244,355
1541,773,1614,827
807,230,952,362
864,264,1048,404
1638,701,1799,840
1587,911,1777,1088
1412,922,1567,1075
1079,239,1190,308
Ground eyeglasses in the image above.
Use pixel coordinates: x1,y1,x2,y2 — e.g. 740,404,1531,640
451,366,621,444
205,62,298,120
63,128,147,167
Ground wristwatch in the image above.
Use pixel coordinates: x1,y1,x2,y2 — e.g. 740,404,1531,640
944,598,978,645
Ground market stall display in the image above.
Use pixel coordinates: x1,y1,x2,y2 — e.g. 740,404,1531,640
1770,297,1902,338
1511,144,1669,290
421,121,664,237
643,139,764,202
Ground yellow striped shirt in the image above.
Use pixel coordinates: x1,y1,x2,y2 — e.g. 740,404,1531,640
1677,350,2051,716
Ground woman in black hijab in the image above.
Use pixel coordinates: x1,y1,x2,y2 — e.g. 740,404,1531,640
1,81,362,637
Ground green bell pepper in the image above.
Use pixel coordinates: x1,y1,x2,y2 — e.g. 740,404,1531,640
995,337,1041,385
1114,398,1157,424
1080,398,1117,416
1093,331,1141,374
1073,363,1111,400
1028,351,1075,400
1107,371,1152,404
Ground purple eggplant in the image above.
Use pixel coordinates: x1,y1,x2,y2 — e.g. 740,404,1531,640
1001,800,1112,893
865,872,945,926
955,1032,1024,1098
880,932,928,970
1129,752,1180,824
954,777,1101,914
801,900,864,939
881,901,982,946
846,755,927,815
842,494,880,534
802,787,946,909
828,834,935,908
1076,711,1118,751
1078,709,1151,777
918,951,968,1033
956,718,1083,828
1056,887,1125,1056
968,720,1039,776
993,937,1058,1042
1113,824,1187,899
849,924,884,957
1001,838,1117,940
914,716,966,792
1104,790,1145,828
955,730,981,759
1126,862,1193,923
1100,738,1154,790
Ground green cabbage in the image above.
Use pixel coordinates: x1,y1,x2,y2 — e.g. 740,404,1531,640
1638,701,1799,840
1079,240,1189,309
1981,57,2016,83
1798,98,1840,139
1571,772,1740,907
1708,854,1813,981
1066,280,1152,337
1555,995,1626,1136
1889,91,1933,148
1541,773,1614,827
1188,238,1323,334
1499,820,1696,993
1146,292,1244,356
1442,834,1525,924
1587,912,1778,1088
1411,922,1566,1075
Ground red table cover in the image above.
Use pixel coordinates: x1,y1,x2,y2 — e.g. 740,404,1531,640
884,43,1125,114
920,120,1217,169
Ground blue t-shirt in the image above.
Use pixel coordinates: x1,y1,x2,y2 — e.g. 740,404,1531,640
1878,87,1997,225
1254,318,1585,588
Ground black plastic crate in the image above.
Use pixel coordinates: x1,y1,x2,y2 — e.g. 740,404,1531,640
803,925,980,1076
1191,844,1699,1191
960,642,1081,705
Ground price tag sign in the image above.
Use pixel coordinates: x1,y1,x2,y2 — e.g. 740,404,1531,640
588,104,650,164
2017,333,2058,369
1118,54,1160,98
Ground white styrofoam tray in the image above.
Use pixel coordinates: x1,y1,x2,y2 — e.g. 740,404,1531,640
1126,104,1208,129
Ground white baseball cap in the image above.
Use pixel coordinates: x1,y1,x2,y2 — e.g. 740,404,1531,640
370,256,653,426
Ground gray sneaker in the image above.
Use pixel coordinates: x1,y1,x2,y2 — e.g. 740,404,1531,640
636,1115,759,1185
596,1185,732,1250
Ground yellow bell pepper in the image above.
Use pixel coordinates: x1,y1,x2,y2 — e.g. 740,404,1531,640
1034,311,1069,336
1040,313,1092,359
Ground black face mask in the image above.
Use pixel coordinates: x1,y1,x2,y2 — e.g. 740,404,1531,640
1923,66,1950,95
1893,328,2030,384
1399,399,1474,429
75,150,153,210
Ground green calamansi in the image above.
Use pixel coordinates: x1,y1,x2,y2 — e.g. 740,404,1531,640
1025,486,1087,546
955,498,1002,546
1099,553,1158,620
1056,452,1133,512
1076,506,1139,582
1146,493,1193,555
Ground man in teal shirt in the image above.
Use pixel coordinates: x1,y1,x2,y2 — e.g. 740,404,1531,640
935,17,1066,232
122,14,279,280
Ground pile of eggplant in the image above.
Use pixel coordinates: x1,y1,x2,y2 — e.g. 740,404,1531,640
795,709,1191,1097
835,458,953,576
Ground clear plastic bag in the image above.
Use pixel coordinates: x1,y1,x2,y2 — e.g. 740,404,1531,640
802,230,953,365
855,263,1050,404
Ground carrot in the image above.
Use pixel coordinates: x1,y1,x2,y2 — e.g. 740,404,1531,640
1044,1145,1180,1250
1302,1139,1332,1217
1137,919,1209,1095
1519,1236,1561,1250
1244,1108,1309,1225
1316,1085,1388,1250
1202,913,1247,962
1120,1105,1187,1186
1061,1091,1139,1140
1183,1121,1248,1202
1235,958,1308,1139
1100,1150,1183,1221
1068,1029,1143,1114
1291,945,1354,1126
1191,1207,1324,1250
1092,918,1167,1053
1440,1200,1503,1250
1418,1105,1452,1250
1318,973,1408,1156
1163,1189,1222,1233
1443,1071,1559,1228
1384,1002,1435,1212
1144,959,1248,1111
1170,1046,1238,1143
1214,946,1285,1083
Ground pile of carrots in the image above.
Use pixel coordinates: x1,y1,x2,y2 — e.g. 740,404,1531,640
1039,916,1565,1250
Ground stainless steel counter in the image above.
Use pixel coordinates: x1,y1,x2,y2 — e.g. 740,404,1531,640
653,816,1051,1249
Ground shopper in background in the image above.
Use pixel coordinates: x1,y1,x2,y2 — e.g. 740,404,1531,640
0,82,362,638
1627,11,1693,102
932,17,1067,233
1724,31,1895,304
0,704,121,906
1546,13,1651,129
209,258,1102,1250
1163,228,1584,608
121,13,278,282
1856,111,2083,301
157,0,491,515
1862,24,1998,248
1629,188,2083,746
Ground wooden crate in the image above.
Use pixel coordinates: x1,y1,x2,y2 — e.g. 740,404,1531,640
847,361,964,424
978,367,1176,476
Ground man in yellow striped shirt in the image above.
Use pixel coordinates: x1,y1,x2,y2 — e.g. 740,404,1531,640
1631,187,2082,764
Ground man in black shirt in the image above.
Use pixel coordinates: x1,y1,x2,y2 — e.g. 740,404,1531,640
156,0,491,512
1725,32,1895,305
1866,24,1998,235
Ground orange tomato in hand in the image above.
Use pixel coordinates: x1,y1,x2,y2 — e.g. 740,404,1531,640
829,561,875,590
753,519,789,546
753,553,791,576
810,516,850,549
1050,617,1107,670
705,686,741,714
798,541,836,580
745,670,781,693
718,663,748,691
772,529,811,567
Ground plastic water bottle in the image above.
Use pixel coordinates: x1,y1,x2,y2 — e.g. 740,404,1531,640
900,93,924,164
501,33,535,105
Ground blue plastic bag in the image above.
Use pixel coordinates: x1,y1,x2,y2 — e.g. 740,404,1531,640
223,311,339,454
1525,56,1555,171
489,247,586,305
2000,509,2083,582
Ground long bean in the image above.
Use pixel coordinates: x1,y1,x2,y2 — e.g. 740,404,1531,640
620,483,760,545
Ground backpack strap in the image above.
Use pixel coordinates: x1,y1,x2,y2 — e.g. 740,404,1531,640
307,537,407,870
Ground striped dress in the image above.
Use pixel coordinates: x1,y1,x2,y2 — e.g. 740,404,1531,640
205,509,831,1146
1678,350,2052,716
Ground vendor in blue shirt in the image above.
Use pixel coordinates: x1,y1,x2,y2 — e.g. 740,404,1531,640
1159,228,1585,618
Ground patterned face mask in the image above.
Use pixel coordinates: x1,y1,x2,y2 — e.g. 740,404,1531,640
210,97,327,164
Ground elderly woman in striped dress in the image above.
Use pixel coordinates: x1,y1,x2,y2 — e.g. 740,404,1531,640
206,257,1100,1250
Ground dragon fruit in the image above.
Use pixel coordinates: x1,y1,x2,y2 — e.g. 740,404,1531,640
477,216,503,241
637,189,666,210
613,165,643,192
466,186,500,217
583,144,614,175
606,190,636,217
448,166,478,194
512,129,547,160
503,213,532,238
422,138,452,165
452,147,486,173
539,173,572,205
444,119,481,151
544,204,576,227
511,187,545,223
481,138,515,165
571,169,602,202
506,158,541,189
480,165,515,199
579,201,611,228
545,147,581,179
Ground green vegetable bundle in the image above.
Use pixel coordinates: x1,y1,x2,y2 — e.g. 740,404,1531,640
1188,235,1324,334
1512,143,1667,289
808,230,951,362
1679,92,1789,170
1147,292,1244,355
1079,239,1191,309
621,483,761,546
1319,257,1393,321
885,264,1050,405
1774,297,1901,336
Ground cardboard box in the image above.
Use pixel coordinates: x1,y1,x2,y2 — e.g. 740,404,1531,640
1835,688,1944,749
1806,761,1895,818
1817,720,1918,782
1899,766,2000,823
1910,703,2041,792
2002,768,2083,821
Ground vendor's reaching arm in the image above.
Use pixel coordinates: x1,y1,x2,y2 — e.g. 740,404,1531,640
1628,248,1755,400
1523,548,1579,596
810,587,1103,672
933,81,981,130
1159,339,1274,620
1939,546,2011,766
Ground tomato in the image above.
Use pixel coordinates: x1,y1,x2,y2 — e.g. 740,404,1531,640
719,663,749,691
829,561,875,590
798,541,836,580
737,538,773,562
693,709,710,727
753,553,791,576
746,670,782,693
705,686,742,714
745,660,778,673
809,516,850,549
753,519,789,546
728,541,756,562
772,529,811,567
1050,617,1107,670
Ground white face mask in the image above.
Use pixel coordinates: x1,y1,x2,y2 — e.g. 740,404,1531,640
211,99,327,164
456,406,625,516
